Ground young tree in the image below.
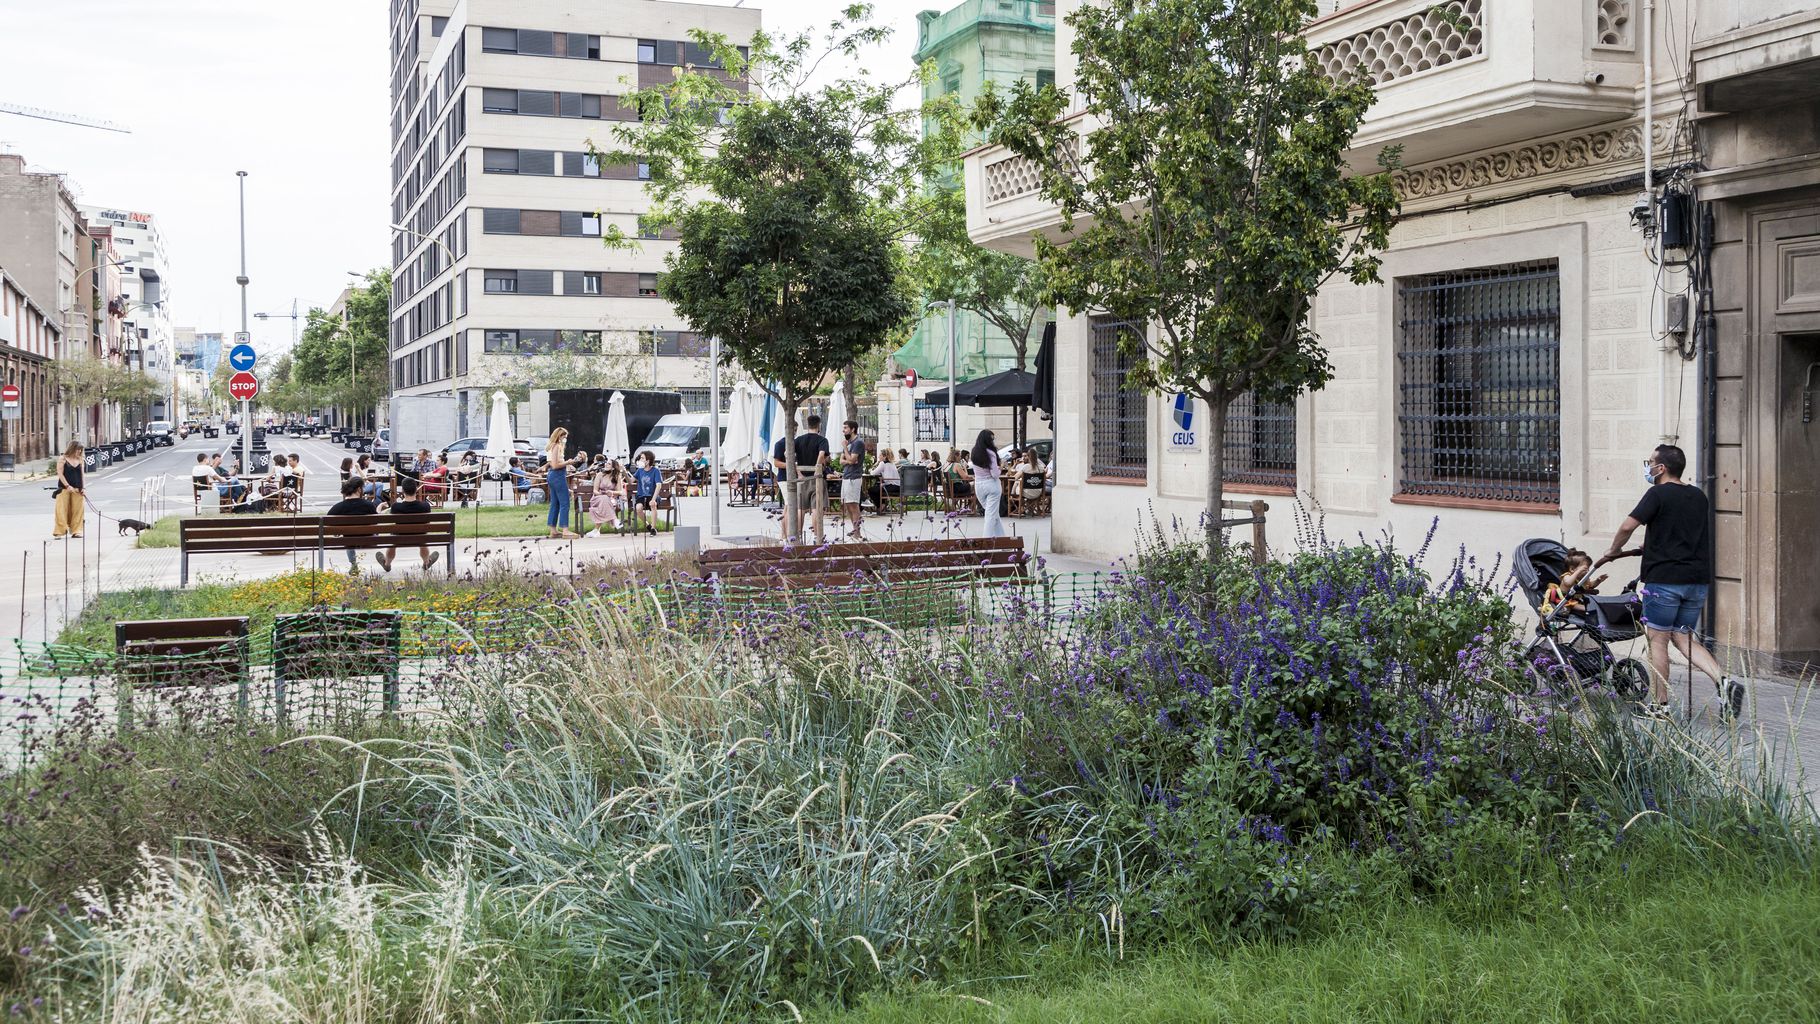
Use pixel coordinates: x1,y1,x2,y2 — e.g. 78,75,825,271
598,5,954,538
980,0,1398,552
289,270,392,429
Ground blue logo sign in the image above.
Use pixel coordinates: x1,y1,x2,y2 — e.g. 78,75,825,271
229,344,257,372
1168,393,1198,450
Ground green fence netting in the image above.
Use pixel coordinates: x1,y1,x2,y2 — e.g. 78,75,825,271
3,572,1112,769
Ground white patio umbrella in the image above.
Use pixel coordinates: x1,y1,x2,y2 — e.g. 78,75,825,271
604,390,632,461
484,391,514,476
719,383,755,471
827,378,850,439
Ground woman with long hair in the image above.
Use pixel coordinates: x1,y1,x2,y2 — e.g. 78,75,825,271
544,428,578,538
970,429,1005,538
53,442,85,539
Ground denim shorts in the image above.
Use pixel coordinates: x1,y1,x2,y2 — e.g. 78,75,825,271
1640,582,1708,634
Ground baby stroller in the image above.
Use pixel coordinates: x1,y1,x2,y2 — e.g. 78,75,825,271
1512,538,1651,700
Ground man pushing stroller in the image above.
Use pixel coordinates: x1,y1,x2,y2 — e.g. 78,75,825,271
1598,444,1745,720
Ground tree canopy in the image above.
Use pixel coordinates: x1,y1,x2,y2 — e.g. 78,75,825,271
257,269,392,426
980,0,1399,550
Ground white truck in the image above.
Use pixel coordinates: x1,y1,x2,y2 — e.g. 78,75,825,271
386,395,460,465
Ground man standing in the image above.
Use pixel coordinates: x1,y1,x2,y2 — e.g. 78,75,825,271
773,414,830,544
1599,444,1743,719
839,420,866,541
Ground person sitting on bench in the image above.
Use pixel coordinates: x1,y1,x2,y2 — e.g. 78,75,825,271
374,478,441,573
326,475,379,571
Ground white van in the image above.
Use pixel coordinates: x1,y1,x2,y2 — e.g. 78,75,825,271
634,414,725,469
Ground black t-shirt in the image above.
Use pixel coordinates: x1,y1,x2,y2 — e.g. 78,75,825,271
390,499,432,514
327,498,378,516
774,433,831,472
1630,482,1711,585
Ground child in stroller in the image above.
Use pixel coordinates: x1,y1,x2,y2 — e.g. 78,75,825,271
1513,538,1651,700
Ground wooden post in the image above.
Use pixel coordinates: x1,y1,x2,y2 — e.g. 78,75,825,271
1250,499,1268,567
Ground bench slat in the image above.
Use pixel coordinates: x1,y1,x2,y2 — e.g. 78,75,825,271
710,550,1029,579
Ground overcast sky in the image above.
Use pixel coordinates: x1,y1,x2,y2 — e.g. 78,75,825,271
0,0,939,354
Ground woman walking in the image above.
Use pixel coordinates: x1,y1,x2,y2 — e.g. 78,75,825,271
53,442,86,539
544,428,579,538
970,430,1005,539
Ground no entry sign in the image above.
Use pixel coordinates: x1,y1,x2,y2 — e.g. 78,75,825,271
228,371,260,402
0,383,19,421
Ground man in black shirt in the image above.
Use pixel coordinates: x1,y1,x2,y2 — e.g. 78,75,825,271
1600,444,1742,718
772,414,830,544
327,476,379,572
374,478,440,573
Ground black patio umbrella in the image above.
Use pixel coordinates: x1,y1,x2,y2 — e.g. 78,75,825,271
918,368,1041,408
1031,320,1056,414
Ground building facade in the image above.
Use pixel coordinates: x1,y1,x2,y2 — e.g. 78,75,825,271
964,0,1819,664
897,0,1056,383
1,267,63,464
79,204,173,425
386,0,761,438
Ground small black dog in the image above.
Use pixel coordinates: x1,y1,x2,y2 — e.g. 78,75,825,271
117,518,152,536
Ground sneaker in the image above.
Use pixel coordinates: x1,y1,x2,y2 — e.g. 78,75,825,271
1721,679,1745,721
376,551,393,572
1638,701,1674,721
425,550,440,570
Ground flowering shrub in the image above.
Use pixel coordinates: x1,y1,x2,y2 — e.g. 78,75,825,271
973,526,1566,936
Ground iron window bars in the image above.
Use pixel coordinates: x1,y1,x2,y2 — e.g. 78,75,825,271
1223,392,1296,489
1396,260,1561,505
1090,315,1148,479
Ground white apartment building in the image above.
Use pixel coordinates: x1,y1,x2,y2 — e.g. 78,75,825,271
386,0,761,436
78,204,174,422
964,0,1820,664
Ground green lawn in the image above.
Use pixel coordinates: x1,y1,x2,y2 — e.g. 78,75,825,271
136,503,672,547
830,865,1820,1024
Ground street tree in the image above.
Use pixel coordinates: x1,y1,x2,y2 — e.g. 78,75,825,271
979,0,1399,552
289,269,392,429
597,5,955,537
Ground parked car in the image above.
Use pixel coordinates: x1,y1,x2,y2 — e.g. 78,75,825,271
372,427,391,463
1000,438,1053,465
146,420,176,446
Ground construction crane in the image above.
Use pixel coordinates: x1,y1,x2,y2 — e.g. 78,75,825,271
0,102,131,134
254,299,304,350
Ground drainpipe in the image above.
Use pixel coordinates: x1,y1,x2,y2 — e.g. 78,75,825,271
1695,202,1719,648
1643,0,1670,444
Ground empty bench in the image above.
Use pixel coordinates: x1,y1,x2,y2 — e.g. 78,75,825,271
695,536,1031,590
272,610,404,725
114,616,252,726
177,512,457,585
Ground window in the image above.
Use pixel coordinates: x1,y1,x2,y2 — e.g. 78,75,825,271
482,27,516,52
1396,260,1561,505
1089,315,1148,479
430,16,447,36
483,208,520,233
580,273,601,295
484,270,518,293
482,148,518,173
484,329,518,352
1037,68,1055,90
482,88,517,113
636,161,651,180
637,41,659,63
519,149,555,175
1222,392,1296,489
915,402,951,442
519,90,556,116
582,153,601,177
638,273,660,296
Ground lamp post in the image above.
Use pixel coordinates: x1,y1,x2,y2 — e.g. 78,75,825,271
236,170,251,476
925,299,958,445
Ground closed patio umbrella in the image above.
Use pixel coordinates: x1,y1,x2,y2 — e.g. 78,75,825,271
605,391,631,461
484,390,515,476
719,384,754,471
827,378,850,437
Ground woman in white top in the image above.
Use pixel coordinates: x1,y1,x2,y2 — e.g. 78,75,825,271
969,430,1005,538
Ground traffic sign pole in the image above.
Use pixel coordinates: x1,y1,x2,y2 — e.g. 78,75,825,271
230,336,255,478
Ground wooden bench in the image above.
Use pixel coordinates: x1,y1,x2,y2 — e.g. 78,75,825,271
114,617,252,725
178,512,457,585
272,611,404,725
695,536,1030,590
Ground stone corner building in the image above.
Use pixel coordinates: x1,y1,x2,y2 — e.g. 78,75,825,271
962,0,1820,666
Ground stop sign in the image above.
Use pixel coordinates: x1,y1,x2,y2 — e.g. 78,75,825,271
228,371,260,402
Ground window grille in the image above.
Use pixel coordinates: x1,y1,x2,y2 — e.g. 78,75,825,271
914,402,951,443
1223,392,1296,489
1089,315,1147,479
1396,260,1561,505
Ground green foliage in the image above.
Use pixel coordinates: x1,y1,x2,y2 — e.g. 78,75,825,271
978,0,1400,540
909,185,1048,372
596,4,962,530
261,269,392,424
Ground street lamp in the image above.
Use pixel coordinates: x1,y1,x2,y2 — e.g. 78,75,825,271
924,299,957,445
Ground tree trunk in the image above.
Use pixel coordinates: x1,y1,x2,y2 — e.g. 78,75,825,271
842,364,858,426
1204,389,1228,559
781,394,800,544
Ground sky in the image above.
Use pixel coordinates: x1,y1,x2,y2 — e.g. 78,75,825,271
0,0,939,355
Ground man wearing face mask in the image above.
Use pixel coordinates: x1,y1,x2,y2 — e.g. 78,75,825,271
1598,444,1742,720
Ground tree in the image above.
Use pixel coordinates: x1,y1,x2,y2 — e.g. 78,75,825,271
288,270,392,429
980,0,1398,552
598,5,955,539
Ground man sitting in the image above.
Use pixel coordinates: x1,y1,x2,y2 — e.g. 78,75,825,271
374,478,441,573
210,453,248,510
325,475,378,572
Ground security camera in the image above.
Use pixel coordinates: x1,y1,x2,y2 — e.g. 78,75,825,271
1629,193,1655,236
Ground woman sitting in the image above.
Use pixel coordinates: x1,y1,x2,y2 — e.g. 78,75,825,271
588,460,627,534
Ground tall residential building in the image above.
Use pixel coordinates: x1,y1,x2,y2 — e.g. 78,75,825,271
386,0,762,437
963,0,1820,663
896,0,1055,384
79,204,173,424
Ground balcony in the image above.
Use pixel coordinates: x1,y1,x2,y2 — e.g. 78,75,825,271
1309,0,1641,169
965,0,1645,255
1691,2,1820,111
